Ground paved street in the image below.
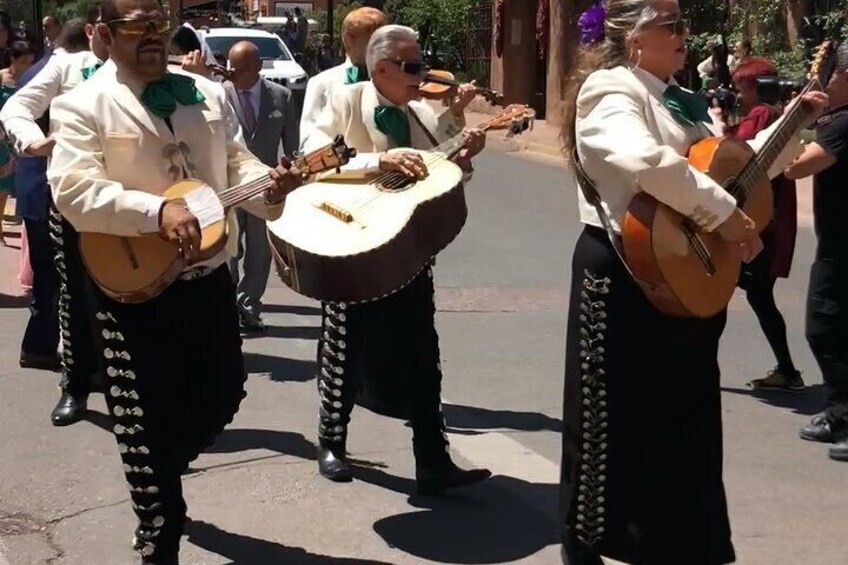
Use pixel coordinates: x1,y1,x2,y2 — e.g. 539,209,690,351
0,147,846,565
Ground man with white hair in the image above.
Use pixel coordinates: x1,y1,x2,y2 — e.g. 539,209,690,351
301,24,490,494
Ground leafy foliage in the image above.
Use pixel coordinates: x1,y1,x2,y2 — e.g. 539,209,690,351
388,0,480,69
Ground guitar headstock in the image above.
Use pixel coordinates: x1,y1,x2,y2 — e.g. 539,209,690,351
809,40,838,90
296,135,358,175
486,104,536,137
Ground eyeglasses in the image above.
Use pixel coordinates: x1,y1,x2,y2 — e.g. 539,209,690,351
106,17,171,36
654,16,690,36
391,60,428,76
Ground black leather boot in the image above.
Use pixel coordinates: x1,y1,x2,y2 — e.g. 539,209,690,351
416,457,491,496
317,443,353,482
50,391,88,426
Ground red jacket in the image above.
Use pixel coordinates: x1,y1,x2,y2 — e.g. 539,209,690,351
729,104,797,278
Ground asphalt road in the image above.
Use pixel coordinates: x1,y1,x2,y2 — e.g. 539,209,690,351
0,148,845,565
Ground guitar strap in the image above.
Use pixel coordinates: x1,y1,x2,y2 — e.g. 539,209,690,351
407,106,441,148
571,145,635,278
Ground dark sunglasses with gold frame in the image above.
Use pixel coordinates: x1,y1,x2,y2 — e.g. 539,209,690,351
106,17,171,36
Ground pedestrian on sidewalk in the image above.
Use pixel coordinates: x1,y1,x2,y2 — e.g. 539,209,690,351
1,11,107,422
47,0,303,562
559,1,826,563
720,57,804,392
784,43,848,462
0,41,34,245
225,40,299,334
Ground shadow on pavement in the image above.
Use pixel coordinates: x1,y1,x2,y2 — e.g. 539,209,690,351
243,352,316,383
205,428,316,461
262,303,321,316
721,384,827,416
443,403,562,433
260,324,321,341
83,409,113,432
0,292,28,308
185,520,393,564
364,470,559,564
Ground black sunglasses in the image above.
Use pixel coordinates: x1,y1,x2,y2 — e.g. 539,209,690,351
653,17,690,36
391,60,429,76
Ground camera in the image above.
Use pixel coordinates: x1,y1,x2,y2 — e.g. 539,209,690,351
756,76,805,105
703,86,739,127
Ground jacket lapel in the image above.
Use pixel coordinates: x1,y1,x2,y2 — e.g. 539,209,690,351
107,64,167,139
359,82,391,151
254,80,274,140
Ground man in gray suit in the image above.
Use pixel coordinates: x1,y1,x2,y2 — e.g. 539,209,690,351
226,41,299,333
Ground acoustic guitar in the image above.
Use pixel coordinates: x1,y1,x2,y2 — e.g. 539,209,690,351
267,104,536,304
620,41,836,318
79,136,356,303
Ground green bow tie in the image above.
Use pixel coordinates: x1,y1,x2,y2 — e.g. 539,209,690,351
345,65,369,85
663,85,710,127
80,63,102,81
140,73,206,119
374,105,410,147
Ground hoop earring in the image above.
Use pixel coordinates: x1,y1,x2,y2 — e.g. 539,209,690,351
628,48,642,70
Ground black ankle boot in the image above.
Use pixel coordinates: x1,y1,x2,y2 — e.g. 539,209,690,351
317,444,353,482
50,391,88,426
416,457,491,496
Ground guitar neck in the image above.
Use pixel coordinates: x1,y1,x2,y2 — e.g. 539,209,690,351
218,145,347,208
436,118,498,161
734,80,815,201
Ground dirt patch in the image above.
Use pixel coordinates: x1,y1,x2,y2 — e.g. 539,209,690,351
0,513,48,536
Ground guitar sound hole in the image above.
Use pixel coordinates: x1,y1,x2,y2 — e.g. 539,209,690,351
377,174,415,193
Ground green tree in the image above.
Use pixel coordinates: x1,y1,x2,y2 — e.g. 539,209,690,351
392,0,479,69
43,0,100,23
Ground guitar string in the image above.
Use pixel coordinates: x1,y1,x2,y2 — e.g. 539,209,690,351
345,112,525,213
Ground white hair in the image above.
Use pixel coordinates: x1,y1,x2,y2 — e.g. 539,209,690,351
365,24,419,76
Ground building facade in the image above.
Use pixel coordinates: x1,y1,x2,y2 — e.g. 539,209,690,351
488,0,578,124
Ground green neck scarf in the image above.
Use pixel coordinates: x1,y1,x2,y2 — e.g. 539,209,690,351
140,73,206,119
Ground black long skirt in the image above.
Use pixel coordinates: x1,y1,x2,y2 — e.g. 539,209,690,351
560,227,735,565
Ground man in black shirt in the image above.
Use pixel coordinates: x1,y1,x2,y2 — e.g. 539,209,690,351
785,43,848,462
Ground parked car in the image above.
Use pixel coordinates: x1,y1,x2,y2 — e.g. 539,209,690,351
201,27,308,108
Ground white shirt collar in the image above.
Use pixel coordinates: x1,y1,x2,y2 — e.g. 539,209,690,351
238,78,262,96
630,66,676,98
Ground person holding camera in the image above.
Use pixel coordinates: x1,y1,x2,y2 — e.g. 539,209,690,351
726,57,804,392
785,43,848,462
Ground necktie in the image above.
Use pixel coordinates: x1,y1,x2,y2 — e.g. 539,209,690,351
345,65,369,85
80,62,102,81
239,89,257,138
140,73,206,119
374,105,410,147
663,85,711,127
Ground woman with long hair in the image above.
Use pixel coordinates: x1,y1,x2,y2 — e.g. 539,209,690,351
559,1,826,563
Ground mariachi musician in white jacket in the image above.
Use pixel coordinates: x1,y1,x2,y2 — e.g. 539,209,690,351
556,2,828,564
299,6,386,148
299,24,492,494
45,1,303,562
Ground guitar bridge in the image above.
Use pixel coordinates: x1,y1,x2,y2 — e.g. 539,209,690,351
317,202,354,223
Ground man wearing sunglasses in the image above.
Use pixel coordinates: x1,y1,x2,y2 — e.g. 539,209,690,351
1,6,107,428
301,24,490,494
46,1,305,563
